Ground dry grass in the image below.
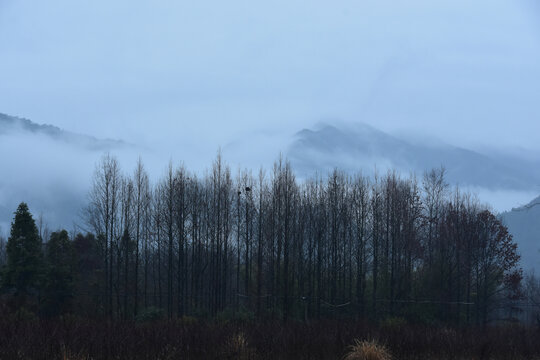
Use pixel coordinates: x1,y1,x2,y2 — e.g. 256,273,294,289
224,331,254,359
0,318,539,359
344,339,392,360
60,344,91,360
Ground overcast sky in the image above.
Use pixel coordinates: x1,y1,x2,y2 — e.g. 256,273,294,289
1,0,540,156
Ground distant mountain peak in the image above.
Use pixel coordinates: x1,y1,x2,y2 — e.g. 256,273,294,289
288,122,540,191
514,195,540,211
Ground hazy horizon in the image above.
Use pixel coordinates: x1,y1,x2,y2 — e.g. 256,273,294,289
1,110,539,237
2,0,540,231
2,1,540,149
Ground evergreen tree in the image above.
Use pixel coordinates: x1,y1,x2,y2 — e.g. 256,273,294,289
3,203,43,306
72,233,103,316
42,230,74,316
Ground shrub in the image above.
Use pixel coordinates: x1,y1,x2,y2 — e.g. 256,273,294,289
180,315,198,326
60,344,90,360
380,316,406,330
223,332,255,360
216,307,254,323
15,307,38,321
344,339,392,360
135,306,165,322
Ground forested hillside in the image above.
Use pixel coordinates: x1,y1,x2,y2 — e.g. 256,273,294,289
501,197,540,273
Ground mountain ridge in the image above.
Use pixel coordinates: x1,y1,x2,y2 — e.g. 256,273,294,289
288,122,540,191
501,198,540,273
0,112,128,151
1,113,539,275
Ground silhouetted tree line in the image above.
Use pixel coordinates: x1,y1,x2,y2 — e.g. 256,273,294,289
0,154,523,325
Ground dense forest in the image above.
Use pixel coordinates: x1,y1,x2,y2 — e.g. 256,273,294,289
0,153,531,327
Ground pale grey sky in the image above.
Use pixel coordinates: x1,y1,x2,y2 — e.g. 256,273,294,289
1,0,540,156
1,0,540,232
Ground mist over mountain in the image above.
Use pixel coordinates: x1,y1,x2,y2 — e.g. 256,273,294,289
0,113,127,151
0,113,129,235
287,123,540,273
288,123,540,191
1,113,539,275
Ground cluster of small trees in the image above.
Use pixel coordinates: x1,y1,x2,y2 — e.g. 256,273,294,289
0,203,76,316
0,154,524,325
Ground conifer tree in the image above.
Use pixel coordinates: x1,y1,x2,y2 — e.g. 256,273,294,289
42,230,74,316
3,202,43,306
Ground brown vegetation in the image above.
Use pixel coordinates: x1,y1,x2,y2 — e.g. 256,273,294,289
344,339,391,360
0,318,539,360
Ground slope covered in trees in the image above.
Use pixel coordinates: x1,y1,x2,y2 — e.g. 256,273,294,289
0,154,524,326
501,197,540,273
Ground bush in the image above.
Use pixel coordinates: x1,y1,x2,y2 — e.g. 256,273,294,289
380,316,407,330
15,307,38,321
344,339,392,360
135,306,165,322
180,315,198,326
223,332,256,360
216,307,254,323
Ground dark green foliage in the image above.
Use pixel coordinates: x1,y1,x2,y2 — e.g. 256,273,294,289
41,230,75,316
135,306,165,322
72,233,103,316
3,202,42,307
216,307,255,323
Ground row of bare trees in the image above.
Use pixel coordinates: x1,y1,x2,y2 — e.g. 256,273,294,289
84,154,522,324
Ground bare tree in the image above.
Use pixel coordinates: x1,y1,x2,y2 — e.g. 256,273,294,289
77,157,523,324
85,153,121,318
133,158,150,316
